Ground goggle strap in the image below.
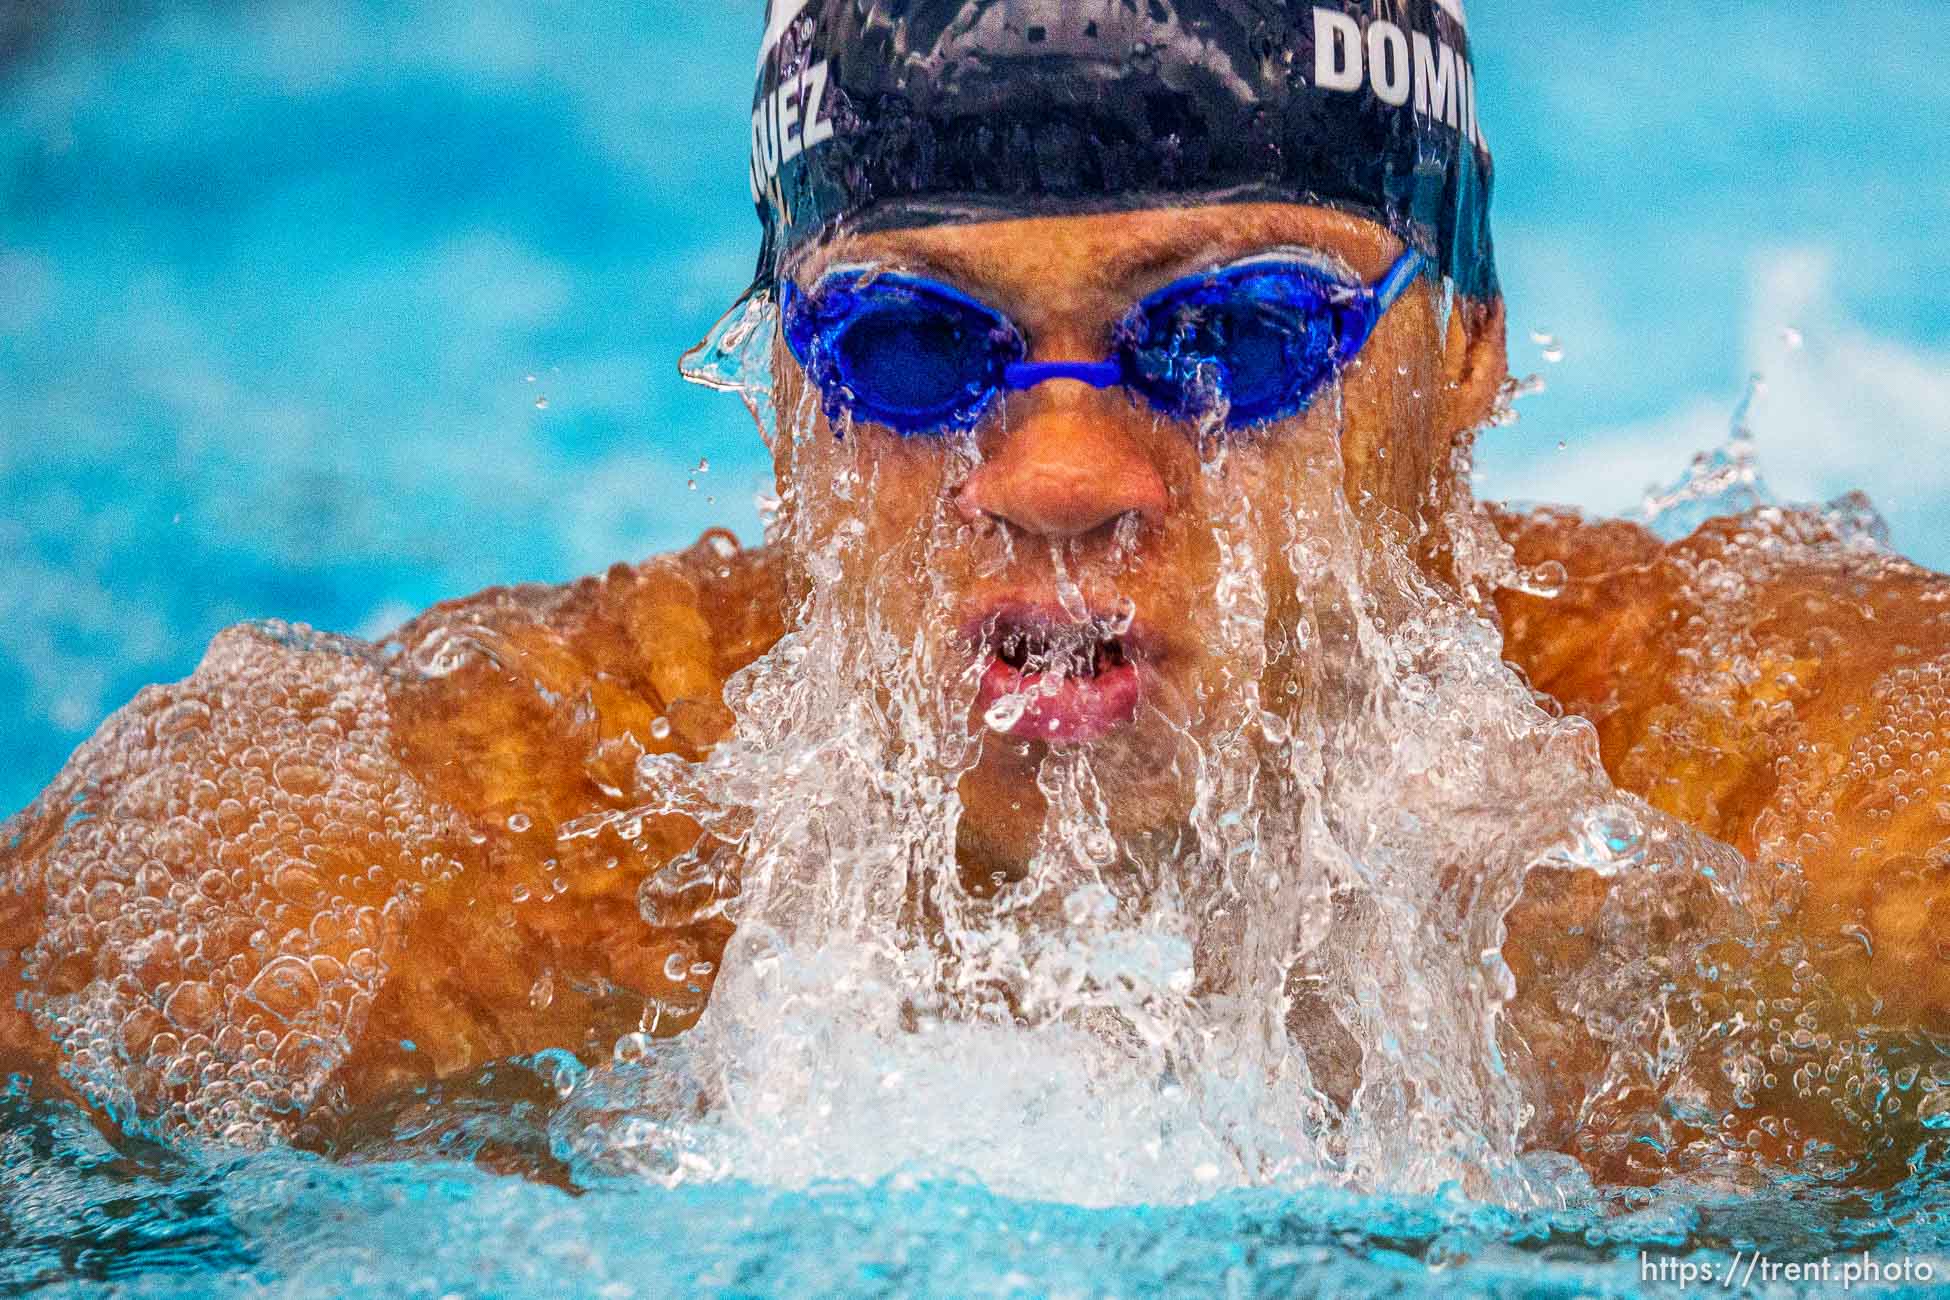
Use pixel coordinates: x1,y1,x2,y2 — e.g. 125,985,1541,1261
1373,249,1430,316
1335,247,1430,362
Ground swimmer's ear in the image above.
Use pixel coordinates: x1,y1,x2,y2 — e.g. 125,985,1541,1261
1439,294,1508,439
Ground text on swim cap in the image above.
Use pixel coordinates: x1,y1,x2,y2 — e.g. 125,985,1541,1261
749,58,835,204
749,5,1490,214
1312,8,1486,151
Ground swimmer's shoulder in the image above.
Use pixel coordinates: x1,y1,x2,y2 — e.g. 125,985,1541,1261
379,528,787,817
0,614,481,1138
315,529,788,1112
0,531,788,1139
1494,502,1950,1020
1493,502,1950,837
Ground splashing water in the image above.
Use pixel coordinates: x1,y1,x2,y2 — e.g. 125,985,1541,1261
513,293,1786,1212
1636,376,1777,541
9,281,1950,1299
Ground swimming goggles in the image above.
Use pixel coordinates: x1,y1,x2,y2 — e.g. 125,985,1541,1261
779,247,1428,438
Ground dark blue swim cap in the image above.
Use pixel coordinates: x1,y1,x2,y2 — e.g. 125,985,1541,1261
748,0,1497,299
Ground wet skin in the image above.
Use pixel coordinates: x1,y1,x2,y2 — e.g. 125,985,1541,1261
772,205,1507,886
2,205,1947,1181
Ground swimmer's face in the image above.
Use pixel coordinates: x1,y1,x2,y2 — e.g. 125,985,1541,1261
772,203,1507,883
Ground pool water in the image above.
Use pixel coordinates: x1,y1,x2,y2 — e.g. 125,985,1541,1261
5,1069,1947,1298
5,3,1950,1297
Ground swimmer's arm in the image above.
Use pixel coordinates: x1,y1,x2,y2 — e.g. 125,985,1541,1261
1495,506,1950,1019
337,540,778,1106
0,537,777,1144
1747,561,1950,1026
0,620,517,1142
0,627,657,1141
1,801,62,1085
1491,510,1950,1161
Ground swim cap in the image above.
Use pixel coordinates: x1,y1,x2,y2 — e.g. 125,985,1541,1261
748,0,1497,299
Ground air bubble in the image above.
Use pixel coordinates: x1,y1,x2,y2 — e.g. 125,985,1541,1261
613,1032,655,1064
983,692,1030,733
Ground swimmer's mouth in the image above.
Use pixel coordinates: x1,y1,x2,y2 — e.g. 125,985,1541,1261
968,605,1151,744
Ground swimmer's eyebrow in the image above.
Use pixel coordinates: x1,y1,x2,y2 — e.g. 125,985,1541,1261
895,234,1245,289
819,233,1320,297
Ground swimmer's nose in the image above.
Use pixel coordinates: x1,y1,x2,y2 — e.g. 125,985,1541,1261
953,398,1167,540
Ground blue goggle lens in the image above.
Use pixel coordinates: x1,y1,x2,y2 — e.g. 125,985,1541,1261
1118,263,1355,428
784,273,1021,435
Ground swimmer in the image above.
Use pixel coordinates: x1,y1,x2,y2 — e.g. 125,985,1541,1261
3,1,1945,1187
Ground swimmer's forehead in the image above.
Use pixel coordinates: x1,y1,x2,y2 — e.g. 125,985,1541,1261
794,203,1407,306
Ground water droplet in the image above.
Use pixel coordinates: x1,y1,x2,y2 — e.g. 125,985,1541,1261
272,757,329,796
984,692,1030,733
650,717,672,741
613,1032,655,1064
529,1047,584,1099
163,981,219,1033
1062,884,1117,927
534,396,549,410
1108,596,1137,636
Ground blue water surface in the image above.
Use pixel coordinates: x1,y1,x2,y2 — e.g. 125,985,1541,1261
3,1075,1948,1299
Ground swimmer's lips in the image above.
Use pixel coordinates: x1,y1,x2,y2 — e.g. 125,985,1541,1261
966,605,1154,744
